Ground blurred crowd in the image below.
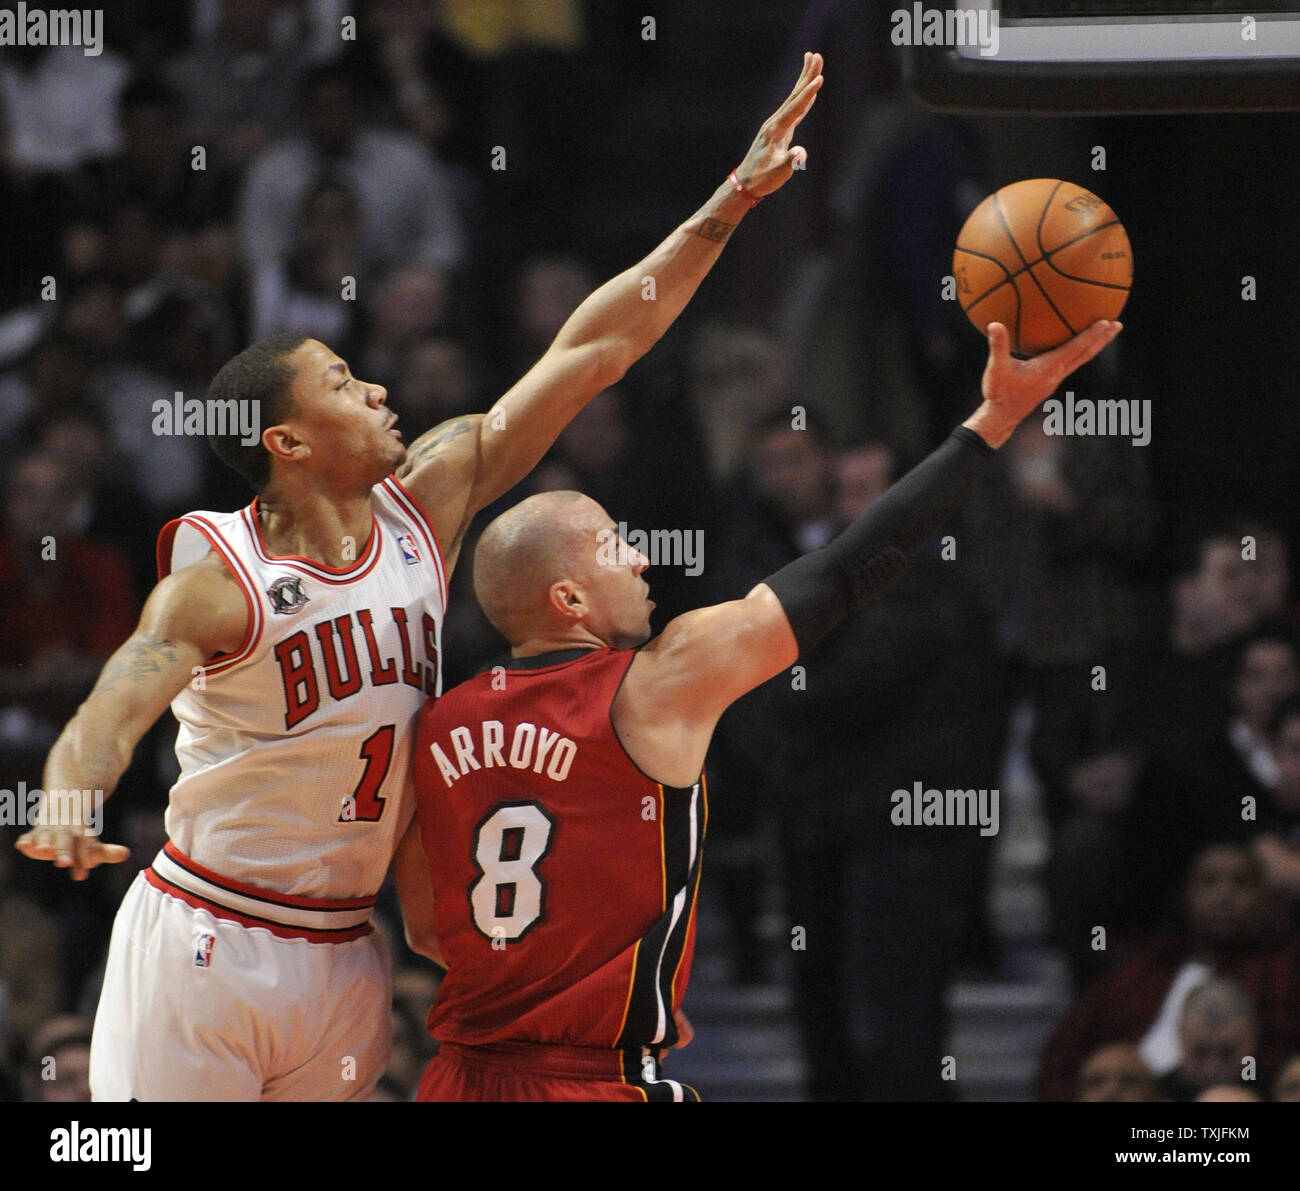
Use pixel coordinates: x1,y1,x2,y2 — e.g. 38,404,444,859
2,0,1297,1103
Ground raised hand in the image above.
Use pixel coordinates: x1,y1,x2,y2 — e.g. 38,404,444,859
970,319,1123,448
733,52,824,198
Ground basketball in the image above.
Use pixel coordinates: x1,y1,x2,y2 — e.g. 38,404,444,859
953,178,1132,357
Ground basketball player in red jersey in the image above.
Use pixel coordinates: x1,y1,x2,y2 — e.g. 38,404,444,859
411,317,1123,1101
15,55,826,1101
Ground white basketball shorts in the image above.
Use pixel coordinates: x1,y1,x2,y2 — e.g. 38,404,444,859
90,847,392,1101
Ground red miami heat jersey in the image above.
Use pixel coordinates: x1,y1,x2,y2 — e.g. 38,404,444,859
414,647,707,1051
154,476,447,902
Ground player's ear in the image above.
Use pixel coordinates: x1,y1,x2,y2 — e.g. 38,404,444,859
548,580,585,622
263,423,309,464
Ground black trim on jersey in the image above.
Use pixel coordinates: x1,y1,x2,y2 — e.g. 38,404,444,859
607,649,706,790
467,799,557,944
615,781,706,1050
655,784,705,1047
622,1048,702,1102
486,647,603,673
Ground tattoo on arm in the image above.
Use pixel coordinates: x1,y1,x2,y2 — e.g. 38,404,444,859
398,416,476,475
91,637,181,698
696,219,736,244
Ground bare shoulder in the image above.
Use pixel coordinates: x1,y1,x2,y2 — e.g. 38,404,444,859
144,551,249,659
393,414,485,562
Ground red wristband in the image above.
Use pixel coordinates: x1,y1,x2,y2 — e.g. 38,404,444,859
727,170,761,207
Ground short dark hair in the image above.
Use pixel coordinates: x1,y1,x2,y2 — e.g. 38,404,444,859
206,334,307,492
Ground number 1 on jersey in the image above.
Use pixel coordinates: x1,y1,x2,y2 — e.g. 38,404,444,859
470,802,556,942
340,724,394,822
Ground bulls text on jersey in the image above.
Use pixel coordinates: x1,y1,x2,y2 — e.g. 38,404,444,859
275,607,439,728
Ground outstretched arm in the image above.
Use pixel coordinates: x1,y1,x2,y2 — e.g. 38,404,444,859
617,320,1123,786
15,555,248,879
395,53,825,564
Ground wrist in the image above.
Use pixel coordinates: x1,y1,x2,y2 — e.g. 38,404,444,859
961,401,1017,450
727,169,762,208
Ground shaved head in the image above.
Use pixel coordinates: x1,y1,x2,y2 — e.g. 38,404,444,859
473,491,603,643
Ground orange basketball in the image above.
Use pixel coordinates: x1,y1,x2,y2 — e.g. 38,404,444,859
953,178,1132,357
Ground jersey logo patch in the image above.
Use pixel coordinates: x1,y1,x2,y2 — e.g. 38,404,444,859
397,533,421,565
267,575,310,615
193,932,215,968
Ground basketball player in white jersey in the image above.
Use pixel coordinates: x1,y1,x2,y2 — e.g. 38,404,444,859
14,55,824,1101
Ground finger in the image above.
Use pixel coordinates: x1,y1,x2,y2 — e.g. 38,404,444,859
788,145,808,171
985,321,1010,363
91,843,132,865
770,54,823,129
1046,319,1121,377
785,51,814,101
771,74,824,137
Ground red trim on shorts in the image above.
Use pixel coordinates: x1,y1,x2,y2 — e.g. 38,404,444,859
143,867,374,944
161,841,376,910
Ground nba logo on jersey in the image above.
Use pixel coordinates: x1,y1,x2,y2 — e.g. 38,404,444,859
193,932,215,968
398,533,421,565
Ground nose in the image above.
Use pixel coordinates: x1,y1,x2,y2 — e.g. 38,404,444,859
631,549,650,575
368,383,388,407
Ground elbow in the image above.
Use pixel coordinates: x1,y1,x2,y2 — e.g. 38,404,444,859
592,338,633,391
405,924,446,969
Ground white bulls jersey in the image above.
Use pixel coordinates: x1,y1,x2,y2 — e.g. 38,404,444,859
154,475,447,903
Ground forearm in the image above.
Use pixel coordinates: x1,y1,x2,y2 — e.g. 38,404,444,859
765,426,995,654
554,180,754,373
40,710,132,811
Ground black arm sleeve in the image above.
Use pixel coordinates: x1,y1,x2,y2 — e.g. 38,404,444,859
764,426,994,655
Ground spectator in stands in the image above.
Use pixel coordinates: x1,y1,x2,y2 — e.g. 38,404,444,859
248,180,363,352
20,1016,93,1102
687,323,787,482
1252,694,1300,911
358,265,452,388
390,336,484,438
1131,525,1271,770
1167,623,1300,848
238,61,466,280
65,75,232,247
710,421,1001,1099
1196,1084,1260,1102
167,0,308,171
1038,842,1300,1100
0,330,98,444
0,451,138,769
20,402,157,600
0,832,66,1069
1074,1043,1157,1102
0,44,129,175
1160,977,1258,1101
1273,1055,1300,1102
